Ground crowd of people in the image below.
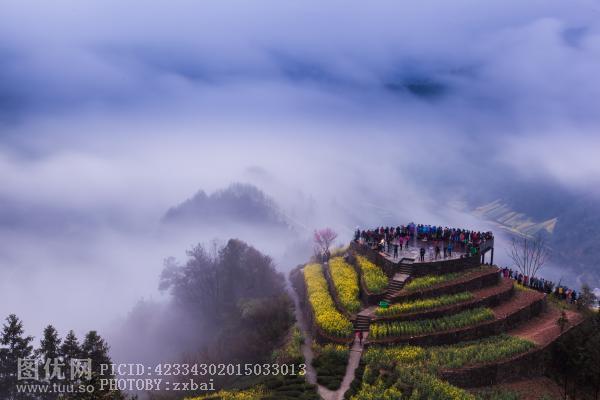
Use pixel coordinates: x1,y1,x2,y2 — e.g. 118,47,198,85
352,224,595,308
500,267,579,303
354,224,494,261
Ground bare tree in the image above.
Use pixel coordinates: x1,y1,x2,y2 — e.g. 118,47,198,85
507,234,550,278
314,228,338,254
578,284,598,310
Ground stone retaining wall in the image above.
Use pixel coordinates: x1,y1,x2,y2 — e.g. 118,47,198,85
349,241,398,277
350,241,481,278
373,281,514,323
410,255,482,277
389,268,501,303
440,348,548,388
369,295,547,346
439,313,586,388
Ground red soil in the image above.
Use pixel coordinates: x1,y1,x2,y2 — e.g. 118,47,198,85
492,288,545,319
473,277,514,300
508,303,585,346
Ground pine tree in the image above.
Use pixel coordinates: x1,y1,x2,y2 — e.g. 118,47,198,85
59,330,81,365
59,330,130,400
37,325,62,400
81,331,111,373
0,314,34,399
59,329,81,399
80,331,115,399
38,325,61,376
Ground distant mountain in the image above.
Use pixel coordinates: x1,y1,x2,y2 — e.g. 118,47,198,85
547,195,600,289
472,194,600,290
162,183,292,229
473,199,558,237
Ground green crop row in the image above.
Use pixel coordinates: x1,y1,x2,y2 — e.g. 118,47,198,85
375,292,474,317
329,257,362,313
403,271,464,292
355,255,388,294
429,334,536,369
369,307,494,339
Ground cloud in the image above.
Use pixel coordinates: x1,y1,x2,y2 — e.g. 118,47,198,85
1,0,600,362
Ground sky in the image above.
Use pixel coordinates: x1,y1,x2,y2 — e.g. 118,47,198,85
1,0,600,359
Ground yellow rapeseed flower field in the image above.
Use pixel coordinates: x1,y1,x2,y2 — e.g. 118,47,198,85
356,255,388,294
329,257,361,313
304,263,353,337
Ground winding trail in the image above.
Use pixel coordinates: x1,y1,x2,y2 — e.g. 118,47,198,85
289,285,365,400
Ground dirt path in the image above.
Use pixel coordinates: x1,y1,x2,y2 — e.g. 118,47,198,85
289,286,318,386
509,304,584,346
289,285,365,400
491,288,545,318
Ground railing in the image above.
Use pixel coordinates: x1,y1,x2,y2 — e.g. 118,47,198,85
479,238,494,254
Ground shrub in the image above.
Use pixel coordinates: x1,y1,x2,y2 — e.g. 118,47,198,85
356,255,388,294
304,264,353,338
329,257,362,313
350,378,404,400
272,325,304,364
313,343,350,390
375,292,474,317
369,307,494,339
262,374,320,400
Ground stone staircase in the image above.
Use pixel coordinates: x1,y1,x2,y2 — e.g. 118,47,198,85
353,314,371,332
396,263,413,275
382,270,412,303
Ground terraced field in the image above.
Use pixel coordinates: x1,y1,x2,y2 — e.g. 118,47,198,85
292,241,586,400
303,263,353,338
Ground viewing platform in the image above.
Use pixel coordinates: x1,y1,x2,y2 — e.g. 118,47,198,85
350,238,494,278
